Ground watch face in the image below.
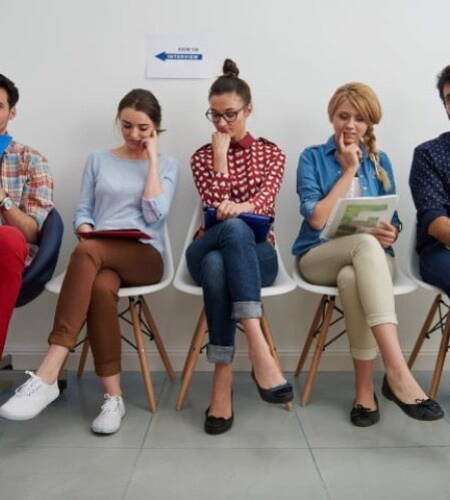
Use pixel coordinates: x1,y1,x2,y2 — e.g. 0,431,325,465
2,197,13,210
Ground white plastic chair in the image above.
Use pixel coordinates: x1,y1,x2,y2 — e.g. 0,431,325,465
173,203,296,410
292,248,417,406
407,228,450,398
45,225,176,411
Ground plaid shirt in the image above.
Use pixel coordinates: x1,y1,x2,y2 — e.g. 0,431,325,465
1,139,53,229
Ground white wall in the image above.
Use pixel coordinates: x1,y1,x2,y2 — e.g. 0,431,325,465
3,0,450,371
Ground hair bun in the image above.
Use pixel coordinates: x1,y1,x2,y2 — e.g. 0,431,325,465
222,58,239,78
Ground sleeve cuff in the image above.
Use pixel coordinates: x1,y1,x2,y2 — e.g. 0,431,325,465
301,199,318,219
421,209,448,234
73,217,95,232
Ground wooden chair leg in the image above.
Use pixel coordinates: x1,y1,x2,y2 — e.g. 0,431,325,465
260,312,282,368
77,339,90,378
176,309,207,411
300,297,335,406
259,311,293,411
129,299,157,412
408,294,441,369
429,311,450,399
295,295,327,376
140,297,176,380
181,307,206,381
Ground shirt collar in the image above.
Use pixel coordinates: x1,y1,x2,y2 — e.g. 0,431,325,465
324,134,368,158
230,132,255,149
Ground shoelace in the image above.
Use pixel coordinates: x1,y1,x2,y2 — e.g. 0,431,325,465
100,395,122,414
15,371,43,397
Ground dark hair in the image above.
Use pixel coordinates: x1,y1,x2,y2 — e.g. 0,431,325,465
117,88,163,131
208,59,252,105
0,74,19,108
437,65,450,102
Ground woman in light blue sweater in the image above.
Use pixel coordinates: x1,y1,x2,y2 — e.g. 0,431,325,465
0,89,179,433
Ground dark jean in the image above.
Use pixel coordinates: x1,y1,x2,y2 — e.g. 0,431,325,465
186,218,278,364
420,241,450,296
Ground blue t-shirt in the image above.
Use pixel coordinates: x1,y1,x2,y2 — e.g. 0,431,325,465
73,150,179,254
291,135,401,257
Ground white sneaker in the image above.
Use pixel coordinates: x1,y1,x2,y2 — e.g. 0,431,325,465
91,394,126,435
0,371,60,420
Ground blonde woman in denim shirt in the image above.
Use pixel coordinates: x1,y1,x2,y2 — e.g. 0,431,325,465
292,82,443,426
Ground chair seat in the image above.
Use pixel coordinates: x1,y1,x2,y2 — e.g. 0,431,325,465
173,202,296,298
292,258,417,297
46,271,172,298
174,251,296,298
45,225,174,298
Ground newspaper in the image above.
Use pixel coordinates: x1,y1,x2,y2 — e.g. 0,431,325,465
321,195,398,240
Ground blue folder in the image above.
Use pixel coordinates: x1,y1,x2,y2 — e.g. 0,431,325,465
203,207,274,243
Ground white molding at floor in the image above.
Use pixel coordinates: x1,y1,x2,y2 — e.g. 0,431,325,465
2,349,445,372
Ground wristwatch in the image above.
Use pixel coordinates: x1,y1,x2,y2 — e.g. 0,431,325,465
0,196,14,211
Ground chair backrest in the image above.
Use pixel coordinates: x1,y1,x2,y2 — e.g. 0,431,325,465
173,202,295,297
407,225,421,282
407,225,441,293
16,208,64,307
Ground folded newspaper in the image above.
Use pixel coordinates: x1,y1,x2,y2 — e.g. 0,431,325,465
321,195,398,240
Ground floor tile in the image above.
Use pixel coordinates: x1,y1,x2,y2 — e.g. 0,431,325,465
0,446,138,500
0,371,166,448
295,372,450,448
125,449,328,500
313,447,450,500
145,372,307,449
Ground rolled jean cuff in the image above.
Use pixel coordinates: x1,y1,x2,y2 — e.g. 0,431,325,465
206,344,235,364
366,313,398,328
231,301,262,320
350,346,378,361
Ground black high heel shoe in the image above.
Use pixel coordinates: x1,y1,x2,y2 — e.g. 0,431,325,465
251,369,293,404
350,393,380,427
382,376,444,421
204,391,234,435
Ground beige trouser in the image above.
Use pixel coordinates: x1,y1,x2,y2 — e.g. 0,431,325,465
299,233,397,361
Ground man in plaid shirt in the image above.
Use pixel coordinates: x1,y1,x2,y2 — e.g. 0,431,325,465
0,74,53,359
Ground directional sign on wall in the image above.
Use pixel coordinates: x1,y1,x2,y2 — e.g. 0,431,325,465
145,34,214,79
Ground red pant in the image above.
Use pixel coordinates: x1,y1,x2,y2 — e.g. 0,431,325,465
0,226,27,358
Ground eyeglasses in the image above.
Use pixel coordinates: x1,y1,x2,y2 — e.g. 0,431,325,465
205,106,246,124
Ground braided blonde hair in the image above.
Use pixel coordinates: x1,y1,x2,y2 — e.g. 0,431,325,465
327,82,391,191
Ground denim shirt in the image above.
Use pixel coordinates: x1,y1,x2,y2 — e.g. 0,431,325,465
291,135,401,257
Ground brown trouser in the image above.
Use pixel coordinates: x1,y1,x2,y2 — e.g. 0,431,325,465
48,238,163,376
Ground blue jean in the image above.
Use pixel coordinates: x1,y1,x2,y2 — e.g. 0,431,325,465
420,242,450,296
186,218,278,364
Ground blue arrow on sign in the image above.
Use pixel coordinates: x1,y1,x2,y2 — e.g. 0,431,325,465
156,52,203,62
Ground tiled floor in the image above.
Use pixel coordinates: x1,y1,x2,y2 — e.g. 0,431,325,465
1,370,450,500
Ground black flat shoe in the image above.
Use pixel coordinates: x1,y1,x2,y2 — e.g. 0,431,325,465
382,376,444,421
350,393,380,427
251,369,293,404
204,408,234,435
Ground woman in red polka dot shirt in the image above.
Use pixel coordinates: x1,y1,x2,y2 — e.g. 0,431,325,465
186,59,293,435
